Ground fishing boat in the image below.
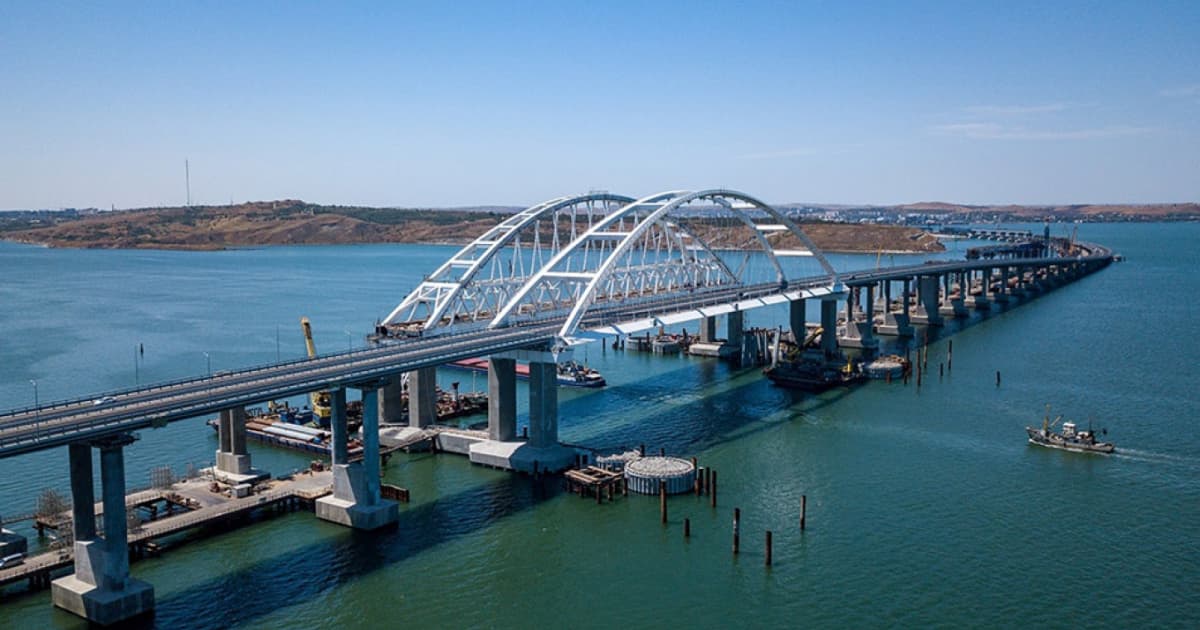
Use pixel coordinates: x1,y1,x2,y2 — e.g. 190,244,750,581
1025,406,1114,454
449,358,606,388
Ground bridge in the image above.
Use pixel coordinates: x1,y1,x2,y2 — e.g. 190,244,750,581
0,189,1113,625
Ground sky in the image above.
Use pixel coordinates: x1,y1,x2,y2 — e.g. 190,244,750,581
1,1,1197,209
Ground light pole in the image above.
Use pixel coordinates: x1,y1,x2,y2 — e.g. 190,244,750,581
204,352,211,376
344,330,353,352
134,345,140,386
30,379,39,437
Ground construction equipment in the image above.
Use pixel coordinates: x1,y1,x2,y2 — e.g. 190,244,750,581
300,317,332,422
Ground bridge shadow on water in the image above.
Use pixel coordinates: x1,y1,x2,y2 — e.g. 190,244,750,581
137,362,858,627
557,356,860,459
138,473,564,629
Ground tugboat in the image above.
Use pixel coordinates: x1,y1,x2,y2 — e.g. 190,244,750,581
1025,406,1114,454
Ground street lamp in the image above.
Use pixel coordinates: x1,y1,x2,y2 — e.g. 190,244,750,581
203,352,211,376
344,330,353,352
30,379,39,438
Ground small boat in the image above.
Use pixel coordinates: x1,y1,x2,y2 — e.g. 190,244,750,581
1025,407,1114,454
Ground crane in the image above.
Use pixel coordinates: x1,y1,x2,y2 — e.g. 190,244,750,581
300,317,332,423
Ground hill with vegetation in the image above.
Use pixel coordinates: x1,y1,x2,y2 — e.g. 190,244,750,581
0,200,945,253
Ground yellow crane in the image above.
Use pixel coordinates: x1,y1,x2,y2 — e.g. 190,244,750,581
300,317,332,422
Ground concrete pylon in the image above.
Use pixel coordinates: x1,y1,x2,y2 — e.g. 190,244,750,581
726,310,745,365
879,278,914,337
215,407,252,477
329,388,348,465
407,367,437,428
377,378,405,425
699,316,717,343
788,298,806,343
820,297,839,359
487,357,516,441
315,385,399,530
528,362,558,449
911,274,944,326
52,435,154,626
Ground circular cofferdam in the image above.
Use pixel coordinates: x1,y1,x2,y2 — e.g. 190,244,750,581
624,457,696,495
865,356,907,379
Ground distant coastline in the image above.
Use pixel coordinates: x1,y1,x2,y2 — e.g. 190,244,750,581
2,198,1194,253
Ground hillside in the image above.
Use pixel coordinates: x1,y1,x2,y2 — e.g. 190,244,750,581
0,200,944,253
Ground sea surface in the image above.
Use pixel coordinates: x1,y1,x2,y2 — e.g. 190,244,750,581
0,223,1196,629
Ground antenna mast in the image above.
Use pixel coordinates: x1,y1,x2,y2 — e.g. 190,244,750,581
185,159,191,207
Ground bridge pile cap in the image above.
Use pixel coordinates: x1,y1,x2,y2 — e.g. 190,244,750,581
623,456,696,495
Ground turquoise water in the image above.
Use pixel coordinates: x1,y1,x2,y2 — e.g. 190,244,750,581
0,224,1197,628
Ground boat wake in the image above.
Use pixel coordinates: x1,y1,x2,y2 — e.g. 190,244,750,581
1113,447,1199,470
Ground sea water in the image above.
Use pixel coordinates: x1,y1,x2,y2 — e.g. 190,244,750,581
0,223,1196,628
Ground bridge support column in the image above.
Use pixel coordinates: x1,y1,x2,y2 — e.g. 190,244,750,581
726,310,746,365
214,407,254,480
788,298,806,344
839,288,861,346
939,271,969,318
879,278,914,337
911,275,943,326
329,388,348,464
992,266,1010,304
377,378,406,425
528,362,558,448
316,385,399,530
967,268,991,311
699,316,717,343
487,357,517,441
861,284,879,354
819,297,839,359
407,367,437,428
53,435,154,626
68,442,96,541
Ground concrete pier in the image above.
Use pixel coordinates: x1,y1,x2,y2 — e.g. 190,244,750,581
788,298,806,342
213,407,264,483
820,297,839,358
878,278,914,337
939,272,969,318
52,435,154,626
487,357,517,441
315,385,399,530
841,285,879,354
911,274,944,326
528,361,558,448
699,316,717,343
377,377,405,424
470,350,574,473
407,366,437,428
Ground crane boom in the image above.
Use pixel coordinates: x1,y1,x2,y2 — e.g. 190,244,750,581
300,316,319,359
299,317,331,421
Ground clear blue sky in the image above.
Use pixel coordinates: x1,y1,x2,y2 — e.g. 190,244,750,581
1,1,1196,209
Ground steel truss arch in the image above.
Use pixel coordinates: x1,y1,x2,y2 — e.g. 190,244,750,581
488,189,839,339
383,192,635,332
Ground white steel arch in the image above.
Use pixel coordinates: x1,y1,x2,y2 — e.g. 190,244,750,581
489,189,839,338
383,192,634,332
